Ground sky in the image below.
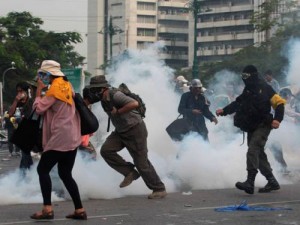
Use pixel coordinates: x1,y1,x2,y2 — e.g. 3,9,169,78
0,0,88,59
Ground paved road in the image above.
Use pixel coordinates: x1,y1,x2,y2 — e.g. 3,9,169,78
0,183,299,225
1,147,300,225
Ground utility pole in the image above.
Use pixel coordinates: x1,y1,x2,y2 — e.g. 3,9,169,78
189,0,201,79
99,16,123,62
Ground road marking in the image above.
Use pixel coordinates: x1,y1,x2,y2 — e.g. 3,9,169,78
184,200,300,211
0,213,129,224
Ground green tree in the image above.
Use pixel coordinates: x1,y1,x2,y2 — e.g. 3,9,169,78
0,11,85,106
250,0,297,41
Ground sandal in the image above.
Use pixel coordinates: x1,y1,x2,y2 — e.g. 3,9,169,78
66,211,87,220
30,210,54,220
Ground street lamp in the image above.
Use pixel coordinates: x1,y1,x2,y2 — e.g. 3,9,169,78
3,61,16,90
188,0,201,79
0,61,16,115
99,16,123,62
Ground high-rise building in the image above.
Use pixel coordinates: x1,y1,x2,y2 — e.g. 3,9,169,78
87,0,298,74
87,0,189,74
191,0,255,64
157,0,189,68
87,0,107,76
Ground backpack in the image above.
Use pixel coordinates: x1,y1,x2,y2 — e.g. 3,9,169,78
105,83,146,132
233,92,261,132
113,83,146,118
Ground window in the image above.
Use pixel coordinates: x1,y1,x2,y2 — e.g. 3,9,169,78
137,15,156,24
137,28,155,37
137,2,156,11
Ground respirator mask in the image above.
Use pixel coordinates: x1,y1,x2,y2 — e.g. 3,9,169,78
83,87,103,104
38,71,51,85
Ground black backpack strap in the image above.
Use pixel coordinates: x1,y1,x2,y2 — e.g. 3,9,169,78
107,117,111,132
240,132,245,146
106,89,118,133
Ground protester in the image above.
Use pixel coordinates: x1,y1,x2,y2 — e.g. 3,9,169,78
178,79,218,141
216,65,286,194
8,82,34,172
264,70,280,93
83,75,167,199
266,87,300,175
174,75,189,94
280,88,300,122
31,60,87,220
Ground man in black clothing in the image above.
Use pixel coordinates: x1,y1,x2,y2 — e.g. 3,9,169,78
216,65,286,194
8,82,34,172
178,79,218,141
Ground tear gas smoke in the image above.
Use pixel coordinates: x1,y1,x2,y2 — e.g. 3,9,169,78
0,41,299,205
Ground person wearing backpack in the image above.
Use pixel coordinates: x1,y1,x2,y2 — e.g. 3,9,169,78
83,75,167,199
216,65,286,195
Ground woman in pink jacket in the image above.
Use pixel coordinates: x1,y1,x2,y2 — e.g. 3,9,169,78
30,60,87,220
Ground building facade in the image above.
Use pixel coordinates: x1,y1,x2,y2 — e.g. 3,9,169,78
87,0,298,74
190,0,255,65
87,0,106,76
87,0,189,74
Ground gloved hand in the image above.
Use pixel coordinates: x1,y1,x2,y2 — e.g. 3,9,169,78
212,117,218,124
216,109,224,116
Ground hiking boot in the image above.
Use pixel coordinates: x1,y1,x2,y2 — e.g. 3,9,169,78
235,170,257,194
258,177,280,193
148,190,167,199
235,181,254,194
119,170,140,188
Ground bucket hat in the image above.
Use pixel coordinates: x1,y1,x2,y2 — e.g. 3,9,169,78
86,75,110,88
38,60,64,77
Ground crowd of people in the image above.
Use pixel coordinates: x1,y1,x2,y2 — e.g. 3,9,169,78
2,60,300,221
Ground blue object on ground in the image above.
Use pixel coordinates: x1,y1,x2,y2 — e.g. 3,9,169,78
215,200,292,212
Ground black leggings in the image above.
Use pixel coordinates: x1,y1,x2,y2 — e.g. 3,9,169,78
37,149,83,209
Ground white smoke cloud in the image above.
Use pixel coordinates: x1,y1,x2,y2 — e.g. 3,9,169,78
0,41,299,205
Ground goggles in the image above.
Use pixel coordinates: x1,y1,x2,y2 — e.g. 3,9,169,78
241,72,252,80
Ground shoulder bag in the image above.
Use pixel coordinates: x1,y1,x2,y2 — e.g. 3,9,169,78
166,114,196,141
10,110,43,153
74,93,99,135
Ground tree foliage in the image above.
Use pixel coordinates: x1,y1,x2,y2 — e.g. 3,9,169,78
175,19,300,88
250,0,297,40
0,11,85,107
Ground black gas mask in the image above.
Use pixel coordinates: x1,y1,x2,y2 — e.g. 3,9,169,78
241,72,259,90
83,87,103,104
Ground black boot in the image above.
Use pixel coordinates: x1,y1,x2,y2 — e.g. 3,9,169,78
235,170,257,194
258,174,280,193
